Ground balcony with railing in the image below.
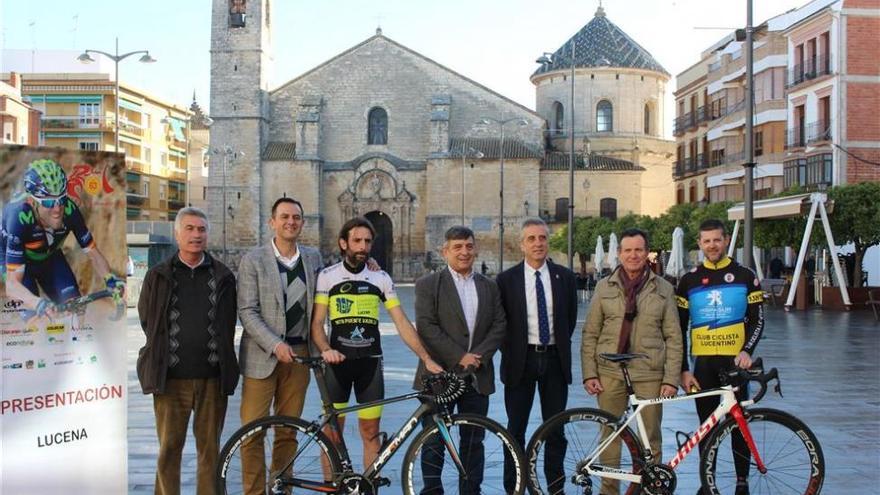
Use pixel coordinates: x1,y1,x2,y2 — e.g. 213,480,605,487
696,106,709,125
41,115,144,138
806,120,832,144
786,55,832,89
785,126,806,149
125,157,148,173
674,112,695,136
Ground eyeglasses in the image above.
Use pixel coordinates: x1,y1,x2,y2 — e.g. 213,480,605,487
31,195,67,209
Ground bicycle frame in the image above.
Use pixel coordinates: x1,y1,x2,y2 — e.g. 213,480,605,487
583,381,768,484
278,362,465,492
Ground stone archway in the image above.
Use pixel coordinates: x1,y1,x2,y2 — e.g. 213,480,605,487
365,211,393,276
338,157,416,278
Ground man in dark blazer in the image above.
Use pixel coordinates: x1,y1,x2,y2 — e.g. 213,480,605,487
413,225,507,494
497,218,578,493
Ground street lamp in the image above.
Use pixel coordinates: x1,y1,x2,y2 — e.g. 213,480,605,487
77,37,156,152
211,146,243,264
452,142,484,225
477,116,528,271
537,38,576,271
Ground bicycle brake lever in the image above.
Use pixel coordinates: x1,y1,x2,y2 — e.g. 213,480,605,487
774,381,783,398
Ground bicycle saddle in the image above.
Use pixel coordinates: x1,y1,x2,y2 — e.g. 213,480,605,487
599,352,648,363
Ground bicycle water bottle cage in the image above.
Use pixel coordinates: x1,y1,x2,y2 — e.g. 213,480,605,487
675,430,693,451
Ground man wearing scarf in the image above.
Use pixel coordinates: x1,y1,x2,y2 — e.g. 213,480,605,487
581,228,682,495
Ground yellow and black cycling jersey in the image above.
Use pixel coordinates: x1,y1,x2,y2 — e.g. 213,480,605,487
676,256,764,368
315,261,400,359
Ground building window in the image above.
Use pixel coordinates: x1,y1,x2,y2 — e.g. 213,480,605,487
144,147,152,163
643,104,651,135
676,185,685,205
79,103,100,127
160,151,168,166
367,107,388,145
159,183,167,200
78,141,99,151
230,0,246,27
141,181,150,197
596,100,613,132
754,130,763,157
554,197,569,222
599,197,617,221
689,180,697,203
552,101,564,135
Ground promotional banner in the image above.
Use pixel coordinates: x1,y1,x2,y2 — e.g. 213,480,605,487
0,145,127,493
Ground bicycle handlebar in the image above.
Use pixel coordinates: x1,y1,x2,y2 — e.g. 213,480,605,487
293,356,467,405
722,358,783,404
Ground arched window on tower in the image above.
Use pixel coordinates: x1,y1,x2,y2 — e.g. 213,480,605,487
229,0,246,27
599,197,617,220
368,107,388,145
596,100,613,132
552,101,564,136
644,103,652,135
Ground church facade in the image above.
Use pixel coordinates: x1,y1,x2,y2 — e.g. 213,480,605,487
209,0,675,279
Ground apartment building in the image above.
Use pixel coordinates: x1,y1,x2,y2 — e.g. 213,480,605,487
16,72,192,221
674,23,788,204
0,72,41,146
783,0,880,189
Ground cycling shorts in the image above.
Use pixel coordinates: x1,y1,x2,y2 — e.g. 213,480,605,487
325,356,384,419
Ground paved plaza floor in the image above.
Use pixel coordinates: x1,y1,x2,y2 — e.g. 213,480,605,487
127,285,880,493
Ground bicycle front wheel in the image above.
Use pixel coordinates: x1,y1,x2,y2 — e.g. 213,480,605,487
401,413,526,494
700,407,824,495
216,415,342,495
525,407,644,495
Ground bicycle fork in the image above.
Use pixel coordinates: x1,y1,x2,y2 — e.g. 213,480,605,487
729,404,768,474
433,414,469,479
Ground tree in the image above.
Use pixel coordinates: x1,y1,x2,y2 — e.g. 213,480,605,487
550,216,614,273
652,203,697,252
825,182,880,287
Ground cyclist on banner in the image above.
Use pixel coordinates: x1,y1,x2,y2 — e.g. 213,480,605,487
310,216,442,470
0,158,124,320
676,218,764,495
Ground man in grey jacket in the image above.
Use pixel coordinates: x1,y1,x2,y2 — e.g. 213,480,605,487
237,197,322,495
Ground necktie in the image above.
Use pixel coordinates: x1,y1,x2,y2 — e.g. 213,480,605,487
535,271,550,345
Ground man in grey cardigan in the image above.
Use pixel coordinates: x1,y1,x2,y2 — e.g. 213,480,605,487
236,197,323,495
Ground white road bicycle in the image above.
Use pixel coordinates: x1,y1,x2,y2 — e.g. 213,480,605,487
526,353,824,495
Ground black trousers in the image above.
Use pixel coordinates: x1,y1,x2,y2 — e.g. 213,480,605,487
420,382,489,495
693,355,751,480
503,346,569,493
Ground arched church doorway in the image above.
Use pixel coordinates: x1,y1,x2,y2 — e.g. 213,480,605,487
365,210,393,276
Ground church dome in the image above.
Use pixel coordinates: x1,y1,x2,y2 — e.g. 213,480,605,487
532,6,669,78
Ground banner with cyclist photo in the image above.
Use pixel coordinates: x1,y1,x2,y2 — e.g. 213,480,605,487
0,145,127,494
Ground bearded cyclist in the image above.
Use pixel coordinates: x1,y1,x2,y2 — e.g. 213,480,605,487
1,158,124,320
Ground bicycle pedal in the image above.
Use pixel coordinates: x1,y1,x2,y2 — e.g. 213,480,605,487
375,476,391,487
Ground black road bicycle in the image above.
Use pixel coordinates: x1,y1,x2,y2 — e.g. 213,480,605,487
216,356,526,494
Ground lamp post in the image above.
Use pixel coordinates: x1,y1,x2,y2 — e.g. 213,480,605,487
537,38,576,272
211,146,243,264
743,0,756,270
477,116,528,271
454,142,484,225
77,37,156,152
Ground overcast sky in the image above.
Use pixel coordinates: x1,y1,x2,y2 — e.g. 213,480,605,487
2,0,807,135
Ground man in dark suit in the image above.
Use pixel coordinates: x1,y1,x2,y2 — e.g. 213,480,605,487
497,218,578,493
413,225,507,494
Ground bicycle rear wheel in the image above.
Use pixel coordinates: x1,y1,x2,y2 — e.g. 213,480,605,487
700,408,824,495
401,413,526,494
216,415,342,495
525,407,643,495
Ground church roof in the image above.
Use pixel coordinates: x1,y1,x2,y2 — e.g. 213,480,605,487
449,137,543,160
272,31,542,120
532,6,669,77
262,141,297,161
542,152,644,171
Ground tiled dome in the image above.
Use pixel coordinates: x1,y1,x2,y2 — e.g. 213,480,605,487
533,6,669,77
